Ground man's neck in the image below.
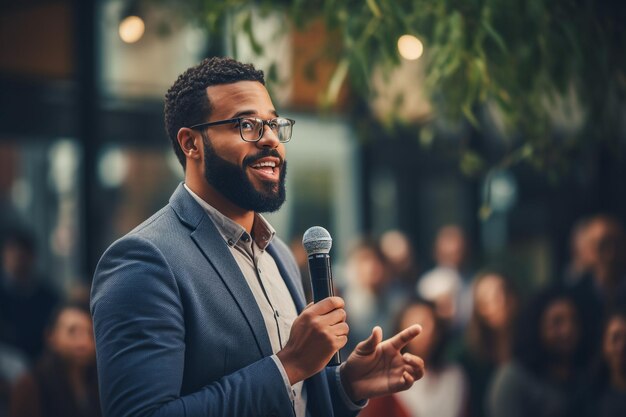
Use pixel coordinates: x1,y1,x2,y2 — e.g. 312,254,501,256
185,178,255,233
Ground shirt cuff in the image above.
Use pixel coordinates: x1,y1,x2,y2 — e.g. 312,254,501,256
270,354,296,403
335,364,368,411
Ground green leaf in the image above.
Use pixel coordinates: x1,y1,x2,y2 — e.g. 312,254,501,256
366,0,382,18
482,20,507,53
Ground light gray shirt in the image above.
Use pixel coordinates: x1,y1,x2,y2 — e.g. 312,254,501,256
185,185,306,416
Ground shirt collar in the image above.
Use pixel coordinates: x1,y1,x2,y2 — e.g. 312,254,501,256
184,183,275,250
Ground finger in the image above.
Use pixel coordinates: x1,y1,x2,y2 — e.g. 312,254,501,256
320,307,347,325
386,324,422,350
355,326,383,355
401,371,415,387
403,353,425,379
308,296,345,314
336,335,348,350
331,322,349,336
303,302,314,310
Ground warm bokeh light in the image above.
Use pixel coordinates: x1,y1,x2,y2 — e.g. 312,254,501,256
397,34,424,60
118,16,145,44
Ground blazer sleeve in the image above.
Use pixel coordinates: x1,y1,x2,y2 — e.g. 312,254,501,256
90,235,293,417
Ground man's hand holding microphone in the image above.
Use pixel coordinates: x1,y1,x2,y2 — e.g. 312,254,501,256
276,227,425,403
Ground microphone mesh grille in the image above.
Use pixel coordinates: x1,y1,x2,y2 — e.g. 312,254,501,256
302,226,332,255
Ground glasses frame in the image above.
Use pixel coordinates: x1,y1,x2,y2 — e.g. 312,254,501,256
189,117,295,143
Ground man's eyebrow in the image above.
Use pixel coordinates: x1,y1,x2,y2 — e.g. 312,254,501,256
231,109,279,118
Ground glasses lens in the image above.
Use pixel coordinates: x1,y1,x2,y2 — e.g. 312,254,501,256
276,118,292,142
239,117,293,142
239,118,262,141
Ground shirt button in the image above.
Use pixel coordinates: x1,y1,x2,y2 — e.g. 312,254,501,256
227,238,234,246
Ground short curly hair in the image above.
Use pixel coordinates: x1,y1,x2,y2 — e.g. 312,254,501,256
164,57,265,169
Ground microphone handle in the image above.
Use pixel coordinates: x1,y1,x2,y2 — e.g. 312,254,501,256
307,253,341,366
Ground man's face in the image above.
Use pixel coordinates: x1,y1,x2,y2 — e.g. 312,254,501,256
200,81,287,212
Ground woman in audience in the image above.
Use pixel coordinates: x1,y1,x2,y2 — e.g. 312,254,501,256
489,288,587,417
455,271,519,417
10,302,101,417
586,309,626,417
361,298,468,417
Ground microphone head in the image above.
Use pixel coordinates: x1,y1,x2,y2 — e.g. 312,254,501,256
302,226,332,255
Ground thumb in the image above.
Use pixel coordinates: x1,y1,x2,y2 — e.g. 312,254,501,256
355,326,383,356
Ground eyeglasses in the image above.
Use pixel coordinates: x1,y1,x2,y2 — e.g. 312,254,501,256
189,117,295,143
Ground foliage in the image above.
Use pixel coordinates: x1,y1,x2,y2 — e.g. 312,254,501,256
158,0,626,177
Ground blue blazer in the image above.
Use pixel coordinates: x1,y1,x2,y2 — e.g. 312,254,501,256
91,184,359,417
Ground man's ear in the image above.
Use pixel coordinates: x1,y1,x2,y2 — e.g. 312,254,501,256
177,128,202,162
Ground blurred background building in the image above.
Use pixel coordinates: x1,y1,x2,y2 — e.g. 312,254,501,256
1,0,624,294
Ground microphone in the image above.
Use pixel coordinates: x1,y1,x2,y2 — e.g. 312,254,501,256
302,226,341,366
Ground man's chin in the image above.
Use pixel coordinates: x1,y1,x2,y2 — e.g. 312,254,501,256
247,173,279,192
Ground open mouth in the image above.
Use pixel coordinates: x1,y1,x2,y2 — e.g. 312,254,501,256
249,159,279,181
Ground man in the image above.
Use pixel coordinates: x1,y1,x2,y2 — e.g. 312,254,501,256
91,57,425,417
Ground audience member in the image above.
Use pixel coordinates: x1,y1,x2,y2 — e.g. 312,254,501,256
0,229,59,360
0,343,28,417
9,302,100,417
343,239,407,352
489,288,587,417
360,298,467,417
586,309,626,417
379,230,420,289
454,271,519,417
563,217,595,286
568,215,626,356
417,225,472,329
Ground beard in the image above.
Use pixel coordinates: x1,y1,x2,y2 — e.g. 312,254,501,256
201,134,287,213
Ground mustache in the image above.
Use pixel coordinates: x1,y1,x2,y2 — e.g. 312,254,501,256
243,149,284,167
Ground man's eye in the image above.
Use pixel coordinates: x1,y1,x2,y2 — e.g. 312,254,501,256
240,120,255,131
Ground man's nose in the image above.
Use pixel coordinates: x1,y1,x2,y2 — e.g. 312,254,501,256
256,124,280,148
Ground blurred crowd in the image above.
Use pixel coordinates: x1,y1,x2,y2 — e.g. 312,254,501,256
0,214,625,417
0,229,100,417
330,214,626,417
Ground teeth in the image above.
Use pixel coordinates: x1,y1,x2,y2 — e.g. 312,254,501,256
252,161,276,168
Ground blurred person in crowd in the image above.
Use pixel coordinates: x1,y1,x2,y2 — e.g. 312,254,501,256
343,239,408,353
452,271,519,417
91,57,425,417
10,302,100,417
0,229,59,361
489,288,587,417
568,214,626,356
562,217,595,286
379,230,420,289
0,343,28,417
361,298,468,417
586,309,626,417
67,282,93,306
417,225,473,330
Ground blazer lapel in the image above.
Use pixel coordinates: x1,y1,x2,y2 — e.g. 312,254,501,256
170,184,273,358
